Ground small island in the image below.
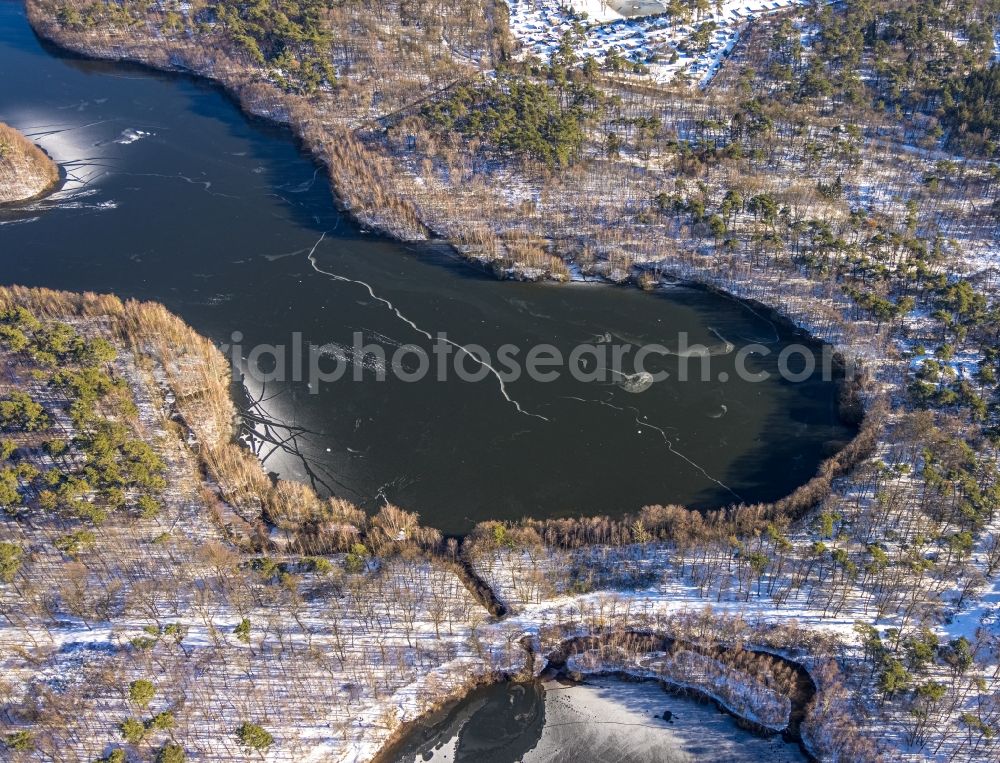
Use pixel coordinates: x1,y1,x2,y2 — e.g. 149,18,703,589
0,121,58,204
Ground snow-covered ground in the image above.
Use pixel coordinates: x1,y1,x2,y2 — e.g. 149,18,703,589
506,0,809,85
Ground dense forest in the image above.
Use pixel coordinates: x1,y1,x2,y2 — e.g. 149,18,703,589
944,63,1000,155
0,306,166,529
422,73,602,167
793,0,1000,154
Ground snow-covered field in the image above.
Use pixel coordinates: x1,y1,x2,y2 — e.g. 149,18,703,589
506,0,809,85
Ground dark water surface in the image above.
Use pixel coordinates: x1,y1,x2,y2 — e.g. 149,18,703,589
0,1,854,534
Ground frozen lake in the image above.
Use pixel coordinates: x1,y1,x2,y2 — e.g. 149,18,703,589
0,0,853,534
386,676,807,762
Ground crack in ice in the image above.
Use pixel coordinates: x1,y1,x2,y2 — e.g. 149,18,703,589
558,395,737,499
560,394,630,415
635,418,743,503
713,291,781,343
708,327,735,354
305,232,549,422
117,171,240,198
239,380,366,500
